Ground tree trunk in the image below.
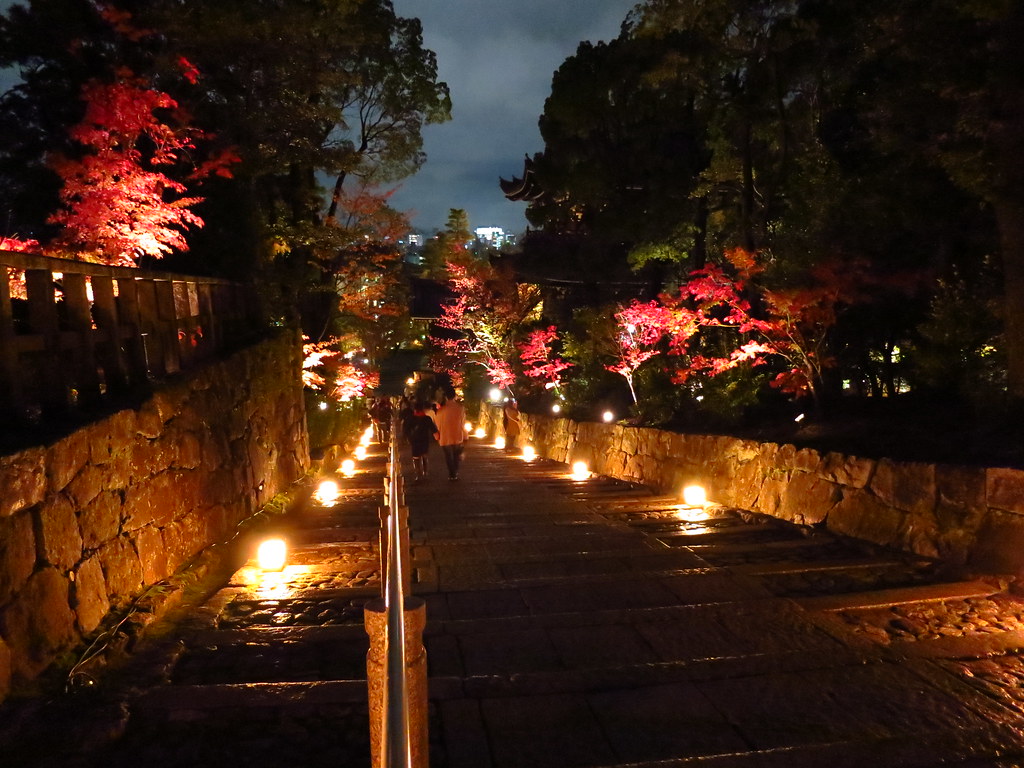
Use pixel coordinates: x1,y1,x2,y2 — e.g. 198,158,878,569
994,197,1024,403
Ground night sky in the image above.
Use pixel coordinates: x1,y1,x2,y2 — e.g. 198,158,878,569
389,0,638,236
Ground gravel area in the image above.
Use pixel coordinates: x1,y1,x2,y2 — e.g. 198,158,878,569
837,595,1024,645
218,596,373,629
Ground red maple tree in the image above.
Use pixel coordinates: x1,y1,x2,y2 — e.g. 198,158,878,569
432,261,540,390
605,300,676,403
518,325,573,391
666,248,859,406
48,65,234,267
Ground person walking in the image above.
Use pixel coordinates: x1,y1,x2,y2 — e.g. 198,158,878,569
403,403,438,481
502,398,520,452
435,389,467,480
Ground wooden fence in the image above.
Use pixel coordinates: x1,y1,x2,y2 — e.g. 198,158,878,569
1,250,262,428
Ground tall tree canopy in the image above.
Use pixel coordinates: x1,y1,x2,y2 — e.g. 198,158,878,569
522,0,1015,407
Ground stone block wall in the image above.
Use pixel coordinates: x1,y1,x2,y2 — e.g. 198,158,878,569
479,405,1024,580
0,332,309,699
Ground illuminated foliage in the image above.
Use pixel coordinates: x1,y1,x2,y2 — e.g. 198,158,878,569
606,300,675,403
47,72,226,266
432,261,541,389
518,326,574,390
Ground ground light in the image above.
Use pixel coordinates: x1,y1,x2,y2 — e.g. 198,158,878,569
339,459,356,477
571,461,590,481
474,427,486,439
315,479,341,505
464,421,472,433
355,445,368,460
494,436,506,450
361,426,374,444
257,538,287,571
602,410,615,423
522,445,536,462
682,485,707,507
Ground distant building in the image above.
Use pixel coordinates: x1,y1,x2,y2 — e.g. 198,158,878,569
407,233,423,246
474,227,516,248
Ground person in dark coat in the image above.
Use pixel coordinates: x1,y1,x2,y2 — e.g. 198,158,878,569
403,403,438,480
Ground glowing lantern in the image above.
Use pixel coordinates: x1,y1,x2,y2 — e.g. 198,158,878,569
522,445,536,462
355,445,368,460
682,485,707,507
464,421,472,432
602,410,615,423
551,404,561,414
489,388,502,402
494,436,506,450
571,461,590,481
473,427,486,439
315,480,340,505
340,459,356,477
257,538,287,571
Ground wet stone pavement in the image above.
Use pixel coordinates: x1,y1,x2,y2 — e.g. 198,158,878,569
6,437,1024,766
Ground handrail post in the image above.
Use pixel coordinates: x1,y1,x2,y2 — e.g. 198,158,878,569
365,399,428,768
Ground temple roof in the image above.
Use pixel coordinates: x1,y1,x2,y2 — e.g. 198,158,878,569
500,155,545,202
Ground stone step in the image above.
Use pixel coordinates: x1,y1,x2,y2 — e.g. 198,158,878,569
793,578,998,612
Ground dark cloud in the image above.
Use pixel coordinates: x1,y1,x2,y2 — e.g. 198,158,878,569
390,0,637,235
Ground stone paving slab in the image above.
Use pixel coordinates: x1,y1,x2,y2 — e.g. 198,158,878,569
8,436,1024,768
407,440,1024,767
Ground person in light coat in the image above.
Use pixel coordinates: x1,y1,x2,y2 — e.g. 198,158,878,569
434,390,467,480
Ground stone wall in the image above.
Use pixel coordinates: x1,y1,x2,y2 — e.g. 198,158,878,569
479,404,1024,580
0,332,309,699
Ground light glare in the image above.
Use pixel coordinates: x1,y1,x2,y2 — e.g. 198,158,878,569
315,480,341,505
257,538,287,571
682,485,707,507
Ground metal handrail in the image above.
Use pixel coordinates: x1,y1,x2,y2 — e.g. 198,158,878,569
382,403,413,767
